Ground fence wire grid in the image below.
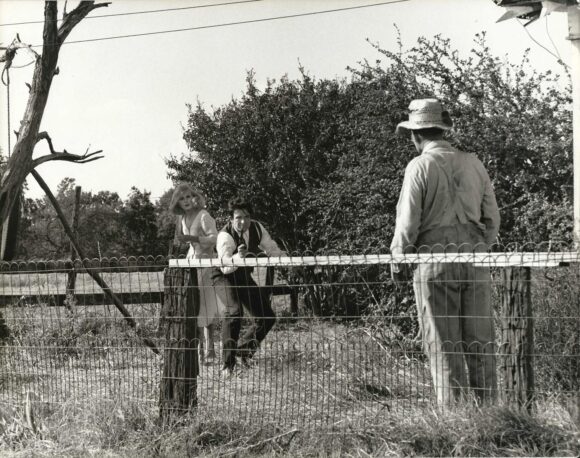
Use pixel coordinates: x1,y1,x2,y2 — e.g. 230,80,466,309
0,245,578,427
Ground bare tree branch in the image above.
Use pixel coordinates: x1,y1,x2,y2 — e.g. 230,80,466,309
35,131,56,152
31,132,104,169
32,151,103,169
31,169,159,355
58,1,111,44
45,218,65,251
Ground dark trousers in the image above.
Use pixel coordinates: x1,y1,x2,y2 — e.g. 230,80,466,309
213,274,276,369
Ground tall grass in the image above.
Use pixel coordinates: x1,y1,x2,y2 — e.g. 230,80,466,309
0,397,578,457
0,264,578,455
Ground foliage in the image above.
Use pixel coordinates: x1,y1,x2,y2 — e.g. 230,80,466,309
168,32,572,315
155,187,176,255
171,33,572,251
120,187,160,256
345,32,572,246
16,178,169,259
17,178,123,258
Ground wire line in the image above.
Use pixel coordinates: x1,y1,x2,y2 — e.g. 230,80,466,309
520,20,570,68
0,0,263,27
30,0,409,48
544,16,562,62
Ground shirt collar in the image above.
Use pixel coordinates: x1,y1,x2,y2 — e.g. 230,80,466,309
422,139,453,155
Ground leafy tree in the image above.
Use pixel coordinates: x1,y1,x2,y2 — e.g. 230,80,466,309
18,178,125,259
17,179,171,259
155,187,177,255
168,32,572,318
370,34,573,245
119,187,161,256
171,33,572,254
81,189,125,257
169,71,347,249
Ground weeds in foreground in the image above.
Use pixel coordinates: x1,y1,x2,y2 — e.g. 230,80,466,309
0,398,578,457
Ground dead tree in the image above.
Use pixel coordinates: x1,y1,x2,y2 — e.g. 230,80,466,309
0,1,109,260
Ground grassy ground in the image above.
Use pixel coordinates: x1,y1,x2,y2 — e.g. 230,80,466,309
0,266,578,456
0,307,578,456
0,396,578,456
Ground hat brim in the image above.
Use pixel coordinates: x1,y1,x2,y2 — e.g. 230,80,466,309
395,120,453,135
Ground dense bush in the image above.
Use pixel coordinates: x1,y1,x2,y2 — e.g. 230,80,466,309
167,32,572,317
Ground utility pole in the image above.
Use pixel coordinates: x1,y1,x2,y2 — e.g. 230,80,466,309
569,6,580,245
492,0,580,409
494,0,580,246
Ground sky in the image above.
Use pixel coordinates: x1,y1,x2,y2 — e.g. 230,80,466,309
0,0,572,202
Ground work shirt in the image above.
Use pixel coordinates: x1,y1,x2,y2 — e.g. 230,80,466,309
390,140,500,254
216,221,286,274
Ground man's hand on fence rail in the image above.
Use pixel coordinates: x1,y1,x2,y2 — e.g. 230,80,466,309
237,244,248,259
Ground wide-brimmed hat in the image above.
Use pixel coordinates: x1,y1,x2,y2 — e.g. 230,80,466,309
395,98,453,135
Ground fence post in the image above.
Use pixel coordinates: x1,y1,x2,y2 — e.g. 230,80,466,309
65,185,81,310
159,265,200,419
500,266,534,410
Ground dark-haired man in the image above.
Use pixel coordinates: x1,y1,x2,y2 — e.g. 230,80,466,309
391,98,500,405
213,197,286,376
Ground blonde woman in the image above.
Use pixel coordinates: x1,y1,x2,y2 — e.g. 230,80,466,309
169,183,222,363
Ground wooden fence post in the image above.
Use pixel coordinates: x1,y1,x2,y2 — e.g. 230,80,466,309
65,185,81,310
500,266,534,410
159,265,199,419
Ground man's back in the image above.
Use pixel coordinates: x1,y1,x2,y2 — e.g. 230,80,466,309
391,98,498,405
391,139,500,252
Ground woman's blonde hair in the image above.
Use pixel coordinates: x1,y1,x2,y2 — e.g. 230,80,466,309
169,183,206,215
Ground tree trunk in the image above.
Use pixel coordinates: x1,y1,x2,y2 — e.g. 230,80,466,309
0,189,21,260
0,1,109,260
159,267,200,419
0,2,60,230
500,267,534,410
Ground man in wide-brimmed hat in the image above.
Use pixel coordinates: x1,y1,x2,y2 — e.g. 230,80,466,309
391,98,500,405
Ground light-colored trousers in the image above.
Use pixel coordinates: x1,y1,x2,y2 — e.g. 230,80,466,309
413,224,497,405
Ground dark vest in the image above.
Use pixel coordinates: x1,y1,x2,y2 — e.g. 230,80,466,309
213,220,263,284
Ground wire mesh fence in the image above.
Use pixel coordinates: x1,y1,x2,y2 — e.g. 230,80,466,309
0,246,578,427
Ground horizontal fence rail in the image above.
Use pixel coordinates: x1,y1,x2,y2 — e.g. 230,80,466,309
0,248,578,427
169,251,580,268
